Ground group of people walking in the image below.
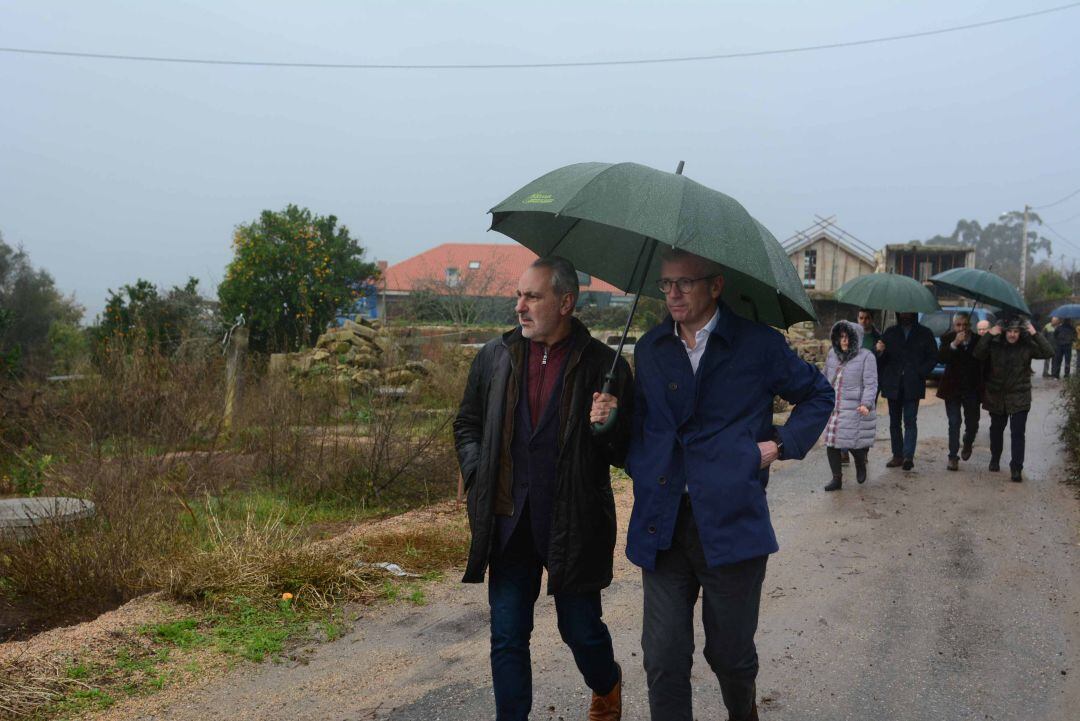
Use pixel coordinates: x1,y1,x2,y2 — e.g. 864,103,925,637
820,307,1055,489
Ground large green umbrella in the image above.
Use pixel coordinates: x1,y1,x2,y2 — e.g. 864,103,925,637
489,161,816,329
928,267,1031,315
835,273,939,313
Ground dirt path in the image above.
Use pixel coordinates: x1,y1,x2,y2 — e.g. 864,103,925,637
110,378,1080,721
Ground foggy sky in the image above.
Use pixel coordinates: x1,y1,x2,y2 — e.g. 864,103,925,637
2,0,1079,318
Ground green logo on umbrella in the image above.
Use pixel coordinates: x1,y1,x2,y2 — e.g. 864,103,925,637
523,192,554,204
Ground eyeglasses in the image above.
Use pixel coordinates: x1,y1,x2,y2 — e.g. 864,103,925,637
656,275,715,294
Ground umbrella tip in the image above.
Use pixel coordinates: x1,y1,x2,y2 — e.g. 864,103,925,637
675,160,685,175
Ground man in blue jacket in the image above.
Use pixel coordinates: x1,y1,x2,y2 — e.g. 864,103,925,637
601,248,833,721
877,312,938,470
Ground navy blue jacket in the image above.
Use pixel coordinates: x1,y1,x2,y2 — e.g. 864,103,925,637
877,322,937,401
625,303,834,571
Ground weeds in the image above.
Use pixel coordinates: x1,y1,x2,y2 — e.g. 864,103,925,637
1059,375,1080,494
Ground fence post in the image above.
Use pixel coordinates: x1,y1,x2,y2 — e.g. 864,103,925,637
223,327,249,431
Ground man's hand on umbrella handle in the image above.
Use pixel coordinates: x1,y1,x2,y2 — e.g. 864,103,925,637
757,440,779,469
590,392,618,425
989,324,1002,336
875,340,885,353
1025,321,1037,336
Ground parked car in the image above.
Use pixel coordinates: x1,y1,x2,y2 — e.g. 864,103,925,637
919,306,997,379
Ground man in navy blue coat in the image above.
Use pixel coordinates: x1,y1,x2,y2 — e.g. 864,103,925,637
610,248,832,721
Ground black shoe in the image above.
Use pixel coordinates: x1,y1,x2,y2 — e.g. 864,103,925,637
989,460,1000,472
824,477,842,492
960,445,972,461
885,456,904,468
902,458,914,471
856,467,867,484
1011,468,1023,482
947,457,959,471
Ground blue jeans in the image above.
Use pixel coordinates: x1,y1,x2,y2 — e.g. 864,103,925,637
488,513,619,721
888,391,920,460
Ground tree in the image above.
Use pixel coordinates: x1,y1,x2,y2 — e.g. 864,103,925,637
1028,265,1071,302
0,231,84,374
92,277,217,357
218,205,377,352
917,210,1053,290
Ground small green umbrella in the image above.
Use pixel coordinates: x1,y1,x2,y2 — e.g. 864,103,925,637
835,273,939,313
490,160,816,432
928,267,1030,316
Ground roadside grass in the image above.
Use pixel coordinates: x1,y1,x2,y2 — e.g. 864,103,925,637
0,514,472,719
1059,375,1080,495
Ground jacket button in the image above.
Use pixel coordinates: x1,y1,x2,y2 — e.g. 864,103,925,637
668,382,678,391
658,476,666,485
648,525,657,534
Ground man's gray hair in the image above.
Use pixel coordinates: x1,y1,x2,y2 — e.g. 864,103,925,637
531,255,579,305
952,311,972,324
659,247,724,278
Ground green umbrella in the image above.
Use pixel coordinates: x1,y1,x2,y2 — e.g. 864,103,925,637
490,160,816,432
928,267,1030,315
835,273,939,313
489,161,816,329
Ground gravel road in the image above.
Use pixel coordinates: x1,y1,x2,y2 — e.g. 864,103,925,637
119,377,1080,721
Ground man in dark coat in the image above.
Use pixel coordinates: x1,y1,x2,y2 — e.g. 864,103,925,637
1052,317,1076,379
877,312,938,470
612,248,832,721
937,311,983,471
454,256,633,721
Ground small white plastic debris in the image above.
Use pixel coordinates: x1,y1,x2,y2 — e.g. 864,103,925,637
356,561,420,578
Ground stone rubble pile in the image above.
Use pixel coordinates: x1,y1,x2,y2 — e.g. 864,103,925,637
269,318,434,391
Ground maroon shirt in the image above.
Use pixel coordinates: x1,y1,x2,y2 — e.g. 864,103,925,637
527,335,571,428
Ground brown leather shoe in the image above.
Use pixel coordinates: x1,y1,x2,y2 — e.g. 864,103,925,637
885,456,904,468
588,664,622,720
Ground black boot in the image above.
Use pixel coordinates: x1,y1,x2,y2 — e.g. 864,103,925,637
824,476,842,491
989,458,1000,472
853,450,868,484
1010,468,1023,482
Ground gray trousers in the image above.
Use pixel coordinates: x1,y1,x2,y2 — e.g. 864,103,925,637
641,496,767,721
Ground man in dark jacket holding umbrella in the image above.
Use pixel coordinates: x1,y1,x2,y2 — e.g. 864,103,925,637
1052,317,1076,378
937,311,983,470
878,312,938,470
454,256,633,721
602,248,832,721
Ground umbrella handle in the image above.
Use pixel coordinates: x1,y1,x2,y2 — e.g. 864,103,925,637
590,375,619,435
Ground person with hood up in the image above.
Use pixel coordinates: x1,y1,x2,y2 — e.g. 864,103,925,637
822,320,879,491
972,318,1054,482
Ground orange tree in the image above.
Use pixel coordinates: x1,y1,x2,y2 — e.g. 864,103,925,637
218,205,377,352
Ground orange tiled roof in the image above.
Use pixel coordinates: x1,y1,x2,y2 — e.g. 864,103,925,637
382,243,626,296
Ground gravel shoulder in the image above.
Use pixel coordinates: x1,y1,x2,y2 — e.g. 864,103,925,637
97,378,1080,721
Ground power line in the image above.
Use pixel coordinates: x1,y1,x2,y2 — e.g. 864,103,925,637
1,2,1078,70
1034,187,1080,210
1048,209,1080,225
1043,221,1080,255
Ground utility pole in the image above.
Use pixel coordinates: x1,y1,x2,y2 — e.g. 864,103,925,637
1019,204,1030,297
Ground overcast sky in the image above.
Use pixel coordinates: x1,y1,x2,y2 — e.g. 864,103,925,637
2,0,1079,319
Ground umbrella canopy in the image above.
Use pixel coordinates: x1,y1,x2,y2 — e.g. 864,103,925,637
835,273,939,314
928,267,1031,315
489,161,816,329
1049,303,1080,320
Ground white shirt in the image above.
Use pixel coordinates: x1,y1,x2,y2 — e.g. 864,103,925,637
675,307,720,373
